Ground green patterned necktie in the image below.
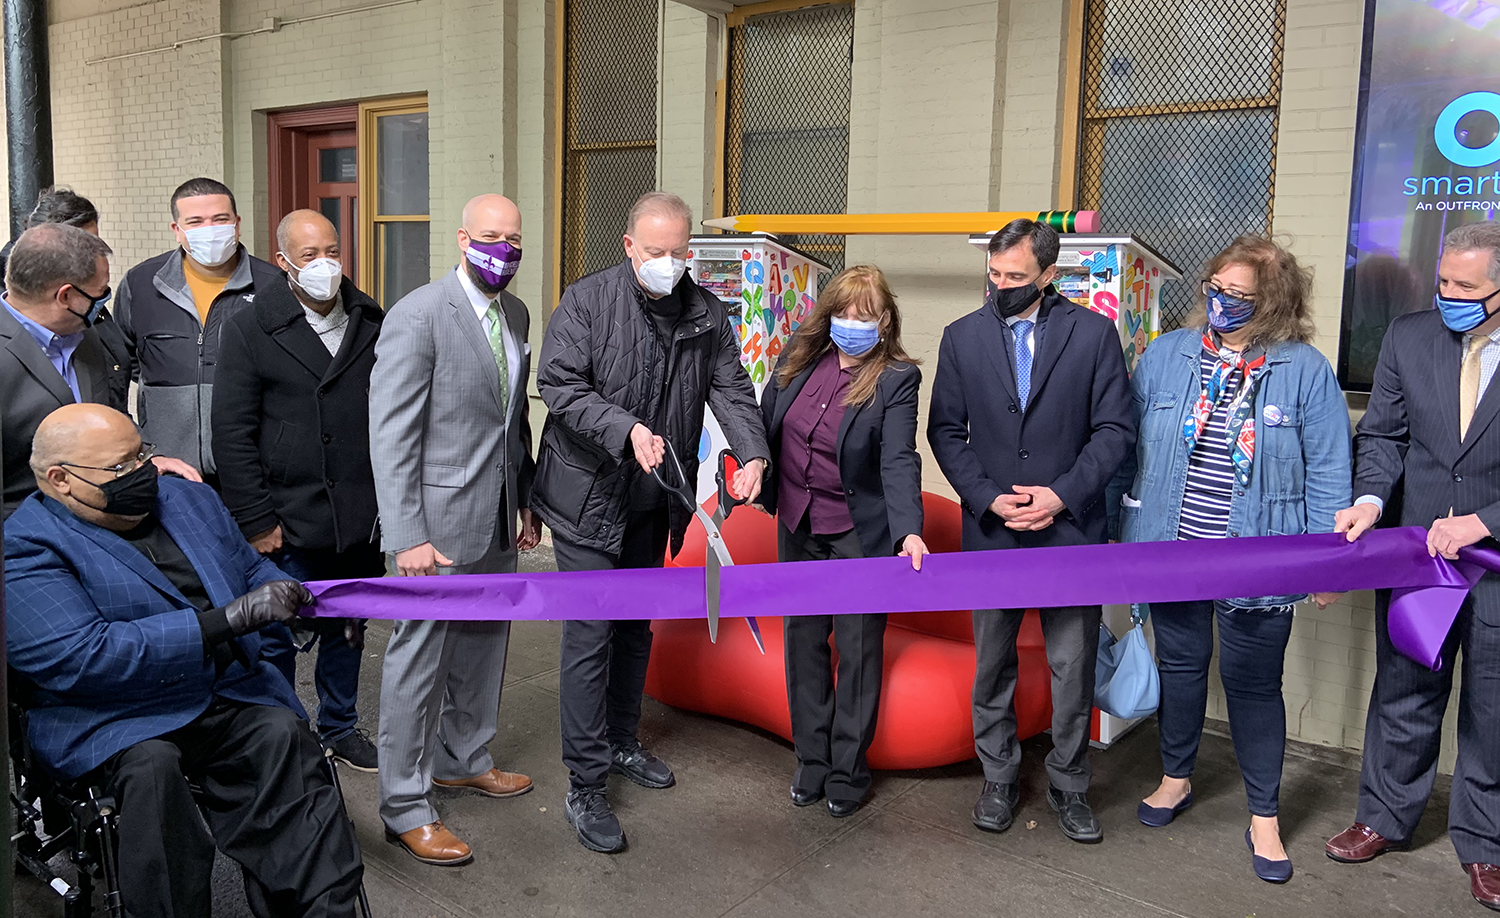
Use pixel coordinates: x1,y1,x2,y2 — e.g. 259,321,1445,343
485,299,510,409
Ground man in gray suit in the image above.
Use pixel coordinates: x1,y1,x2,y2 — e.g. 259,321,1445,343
369,193,541,866
1329,221,1500,910
1,224,197,517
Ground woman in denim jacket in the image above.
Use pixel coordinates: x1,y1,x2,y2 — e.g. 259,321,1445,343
1121,237,1351,883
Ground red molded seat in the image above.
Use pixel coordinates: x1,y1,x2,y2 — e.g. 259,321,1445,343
645,491,1054,769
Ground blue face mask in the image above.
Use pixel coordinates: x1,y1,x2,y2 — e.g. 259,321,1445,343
829,316,880,357
1435,287,1500,333
1203,282,1255,333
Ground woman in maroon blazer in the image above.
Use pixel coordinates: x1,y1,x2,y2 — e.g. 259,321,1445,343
757,264,927,817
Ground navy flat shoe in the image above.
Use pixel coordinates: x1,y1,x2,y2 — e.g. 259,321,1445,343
1246,828,1294,883
1137,792,1194,827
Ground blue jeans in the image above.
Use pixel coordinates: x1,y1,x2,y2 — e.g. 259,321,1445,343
1152,599,1294,817
262,542,383,742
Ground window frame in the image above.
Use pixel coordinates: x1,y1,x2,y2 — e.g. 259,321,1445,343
357,94,430,305
718,0,855,274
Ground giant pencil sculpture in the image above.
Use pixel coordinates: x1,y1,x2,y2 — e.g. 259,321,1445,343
702,210,1101,235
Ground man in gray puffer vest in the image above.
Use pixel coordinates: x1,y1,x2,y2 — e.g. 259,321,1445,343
115,178,280,481
533,191,770,855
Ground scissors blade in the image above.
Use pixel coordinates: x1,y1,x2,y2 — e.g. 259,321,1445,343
745,615,765,654
695,506,731,643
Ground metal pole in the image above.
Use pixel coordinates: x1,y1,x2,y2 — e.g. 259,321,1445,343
3,0,53,239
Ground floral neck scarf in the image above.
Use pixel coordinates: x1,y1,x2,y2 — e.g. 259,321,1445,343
1182,332,1267,486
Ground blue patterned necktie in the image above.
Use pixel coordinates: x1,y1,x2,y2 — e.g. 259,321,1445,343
1013,319,1034,412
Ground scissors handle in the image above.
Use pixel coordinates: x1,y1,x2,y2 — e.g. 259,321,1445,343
715,449,747,520
649,437,698,513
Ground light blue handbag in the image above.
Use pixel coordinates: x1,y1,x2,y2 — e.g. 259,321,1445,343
1094,603,1160,720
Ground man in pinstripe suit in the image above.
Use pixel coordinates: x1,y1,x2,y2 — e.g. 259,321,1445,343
1329,222,1500,911
369,194,541,866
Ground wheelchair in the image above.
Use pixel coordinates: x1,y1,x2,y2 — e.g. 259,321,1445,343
9,679,373,918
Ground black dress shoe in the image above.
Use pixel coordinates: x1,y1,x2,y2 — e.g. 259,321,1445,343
1047,787,1103,843
790,785,824,807
610,741,676,789
972,782,1020,833
828,798,860,818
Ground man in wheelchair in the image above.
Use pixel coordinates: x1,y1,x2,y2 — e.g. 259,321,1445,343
4,403,365,916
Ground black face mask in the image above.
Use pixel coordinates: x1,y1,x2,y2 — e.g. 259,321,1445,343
65,285,112,327
986,278,1042,319
70,461,159,517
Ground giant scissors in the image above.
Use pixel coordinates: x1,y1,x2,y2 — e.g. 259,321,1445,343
651,438,766,654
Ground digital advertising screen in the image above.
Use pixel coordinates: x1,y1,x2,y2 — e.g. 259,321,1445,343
1340,0,1500,390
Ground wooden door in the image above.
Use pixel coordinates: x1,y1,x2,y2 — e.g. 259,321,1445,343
306,130,358,279
268,105,359,278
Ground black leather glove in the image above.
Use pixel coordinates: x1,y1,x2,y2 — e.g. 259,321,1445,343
343,618,366,650
223,580,315,635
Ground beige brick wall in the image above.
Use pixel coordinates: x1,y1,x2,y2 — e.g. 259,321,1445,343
19,0,1456,770
50,0,230,279
658,3,718,225
845,0,1013,495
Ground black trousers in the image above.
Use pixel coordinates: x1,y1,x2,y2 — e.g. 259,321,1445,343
1358,592,1500,865
778,519,886,803
91,700,363,918
972,603,1101,792
555,507,671,792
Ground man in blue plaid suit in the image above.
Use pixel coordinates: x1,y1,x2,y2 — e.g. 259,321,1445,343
5,403,364,917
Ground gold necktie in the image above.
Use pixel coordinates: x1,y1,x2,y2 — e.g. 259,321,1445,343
1459,334,1487,441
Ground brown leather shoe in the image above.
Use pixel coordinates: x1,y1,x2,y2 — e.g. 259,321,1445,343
1325,822,1409,863
387,821,472,866
433,768,533,798
1468,863,1500,911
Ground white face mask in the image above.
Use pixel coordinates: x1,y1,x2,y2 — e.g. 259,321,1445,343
636,254,687,297
283,255,342,302
183,224,238,267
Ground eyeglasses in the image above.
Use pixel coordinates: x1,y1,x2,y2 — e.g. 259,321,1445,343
59,444,157,480
1202,280,1255,302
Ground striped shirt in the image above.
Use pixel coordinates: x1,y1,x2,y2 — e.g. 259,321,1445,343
1177,352,1244,540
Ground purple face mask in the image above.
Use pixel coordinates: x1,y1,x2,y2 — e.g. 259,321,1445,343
464,239,522,290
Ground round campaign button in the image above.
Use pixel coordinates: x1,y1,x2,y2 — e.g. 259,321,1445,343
1262,405,1284,427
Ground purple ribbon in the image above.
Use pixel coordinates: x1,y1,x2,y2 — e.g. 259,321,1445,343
304,528,1500,672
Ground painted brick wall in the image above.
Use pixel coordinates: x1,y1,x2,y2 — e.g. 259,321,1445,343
1268,0,1462,772
658,3,717,229
844,0,1013,495
50,0,230,279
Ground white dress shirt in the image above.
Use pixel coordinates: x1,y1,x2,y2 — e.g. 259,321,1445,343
456,267,523,403
1004,308,1038,356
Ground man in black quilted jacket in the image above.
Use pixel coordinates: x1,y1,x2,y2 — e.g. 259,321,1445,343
533,191,770,855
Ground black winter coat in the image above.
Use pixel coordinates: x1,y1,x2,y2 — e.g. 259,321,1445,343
759,350,924,560
210,274,383,552
532,259,771,556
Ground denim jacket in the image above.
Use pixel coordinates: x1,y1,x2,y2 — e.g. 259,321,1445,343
1119,327,1353,608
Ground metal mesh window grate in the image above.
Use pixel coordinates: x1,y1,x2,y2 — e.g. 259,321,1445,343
725,2,854,275
1077,0,1286,330
561,0,659,287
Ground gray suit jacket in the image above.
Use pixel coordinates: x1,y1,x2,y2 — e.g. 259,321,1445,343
1,305,130,517
368,269,534,564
